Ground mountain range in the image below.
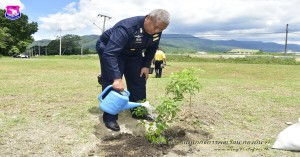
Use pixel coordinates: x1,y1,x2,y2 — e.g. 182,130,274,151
32,34,300,53
160,34,300,53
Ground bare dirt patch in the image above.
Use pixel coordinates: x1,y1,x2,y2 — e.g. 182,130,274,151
1,122,81,156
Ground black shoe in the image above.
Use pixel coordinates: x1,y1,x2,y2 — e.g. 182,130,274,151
132,114,155,122
104,121,120,131
97,75,102,85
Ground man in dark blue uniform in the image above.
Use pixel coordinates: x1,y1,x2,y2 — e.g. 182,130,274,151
96,9,170,131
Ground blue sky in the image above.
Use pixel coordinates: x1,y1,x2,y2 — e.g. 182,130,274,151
21,0,78,22
1,0,77,21
1,0,300,45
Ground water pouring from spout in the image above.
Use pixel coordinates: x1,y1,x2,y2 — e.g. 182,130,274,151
140,101,153,114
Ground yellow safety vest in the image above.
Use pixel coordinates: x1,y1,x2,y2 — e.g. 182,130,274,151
154,50,166,61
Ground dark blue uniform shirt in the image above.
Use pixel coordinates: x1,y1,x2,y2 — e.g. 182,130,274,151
96,16,161,80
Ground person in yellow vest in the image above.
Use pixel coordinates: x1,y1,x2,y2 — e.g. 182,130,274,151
153,47,166,78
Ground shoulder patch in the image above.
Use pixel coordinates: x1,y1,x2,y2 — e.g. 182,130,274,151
153,37,159,41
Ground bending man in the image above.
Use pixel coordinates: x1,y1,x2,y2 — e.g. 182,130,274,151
96,9,170,131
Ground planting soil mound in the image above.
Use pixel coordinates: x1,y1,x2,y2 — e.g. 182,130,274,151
92,109,213,157
96,127,211,157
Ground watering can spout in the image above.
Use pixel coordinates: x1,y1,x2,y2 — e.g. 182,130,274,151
123,102,142,110
98,85,152,115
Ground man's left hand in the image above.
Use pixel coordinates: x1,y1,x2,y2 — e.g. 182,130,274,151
140,67,149,80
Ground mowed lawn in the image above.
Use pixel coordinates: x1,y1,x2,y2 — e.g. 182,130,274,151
0,56,299,156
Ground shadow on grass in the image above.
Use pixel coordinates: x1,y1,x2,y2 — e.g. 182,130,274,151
88,106,102,115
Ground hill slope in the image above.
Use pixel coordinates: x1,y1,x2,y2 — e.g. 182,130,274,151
161,34,300,53
32,34,300,53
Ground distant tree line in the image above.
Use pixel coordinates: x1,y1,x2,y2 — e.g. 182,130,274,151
30,34,95,56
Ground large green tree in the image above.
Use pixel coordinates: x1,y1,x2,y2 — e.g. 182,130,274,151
0,27,11,49
0,9,38,56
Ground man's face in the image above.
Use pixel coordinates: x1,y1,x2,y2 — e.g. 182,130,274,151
144,16,168,35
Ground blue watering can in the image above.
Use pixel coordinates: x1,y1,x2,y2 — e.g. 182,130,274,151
98,85,144,115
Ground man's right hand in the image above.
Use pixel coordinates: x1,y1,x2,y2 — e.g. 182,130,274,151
112,79,125,91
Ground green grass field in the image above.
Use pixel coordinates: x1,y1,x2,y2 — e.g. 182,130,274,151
0,56,299,156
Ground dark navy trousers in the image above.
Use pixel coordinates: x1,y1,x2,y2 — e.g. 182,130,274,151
98,53,147,122
154,60,163,78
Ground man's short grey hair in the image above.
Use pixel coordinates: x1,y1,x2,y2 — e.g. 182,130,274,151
148,9,170,25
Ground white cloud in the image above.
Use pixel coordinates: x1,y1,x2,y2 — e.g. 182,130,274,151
21,0,300,43
63,2,78,14
0,0,24,10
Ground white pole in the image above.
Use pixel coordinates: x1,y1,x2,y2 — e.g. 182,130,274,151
59,29,62,55
38,42,40,56
81,43,83,55
98,14,111,34
284,24,288,54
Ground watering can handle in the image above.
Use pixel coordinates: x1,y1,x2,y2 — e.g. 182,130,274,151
98,85,130,102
